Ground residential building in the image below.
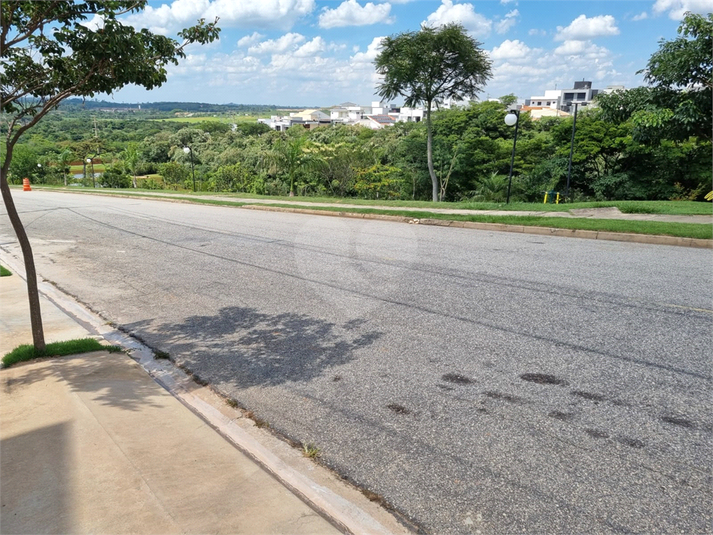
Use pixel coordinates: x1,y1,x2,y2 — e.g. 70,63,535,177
525,80,622,113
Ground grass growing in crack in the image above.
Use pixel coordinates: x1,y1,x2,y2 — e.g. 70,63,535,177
2,338,122,368
226,398,239,409
0,264,11,277
302,443,321,459
153,349,170,360
245,411,270,428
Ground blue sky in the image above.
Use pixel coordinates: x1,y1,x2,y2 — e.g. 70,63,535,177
97,0,713,107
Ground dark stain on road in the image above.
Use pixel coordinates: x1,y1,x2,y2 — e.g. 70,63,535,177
387,403,411,415
549,410,575,421
436,384,455,391
442,373,474,385
585,428,610,439
661,415,695,428
484,391,526,404
571,390,606,402
520,373,568,386
616,436,645,449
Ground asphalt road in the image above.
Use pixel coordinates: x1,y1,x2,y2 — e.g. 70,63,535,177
2,191,712,534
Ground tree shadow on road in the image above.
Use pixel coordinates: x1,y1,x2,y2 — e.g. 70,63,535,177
124,306,383,388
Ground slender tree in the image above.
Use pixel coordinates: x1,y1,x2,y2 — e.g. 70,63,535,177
374,23,492,201
1,1,219,351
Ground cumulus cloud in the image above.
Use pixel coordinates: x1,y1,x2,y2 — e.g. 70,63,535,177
490,39,534,60
631,12,649,21
424,0,492,38
237,32,265,47
318,0,394,29
555,15,619,41
124,0,316,33
247,33,305,55
528,28,547,36
653,0,713,19
496,9,519,34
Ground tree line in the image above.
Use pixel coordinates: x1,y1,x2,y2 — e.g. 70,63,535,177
7,95,710,202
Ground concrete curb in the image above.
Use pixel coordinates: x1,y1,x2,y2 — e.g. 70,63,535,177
241,205,713,249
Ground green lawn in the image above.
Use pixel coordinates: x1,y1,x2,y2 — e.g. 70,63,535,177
31,187,713,240
256,204,713,240
0,264,11,277
2,338,122,368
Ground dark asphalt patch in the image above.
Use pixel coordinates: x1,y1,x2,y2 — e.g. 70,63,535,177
520,373,568,386
387,403,411,415
441,373,474,385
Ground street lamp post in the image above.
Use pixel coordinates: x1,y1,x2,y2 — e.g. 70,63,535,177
86,157,96,188
504,109,520,204
565,102,579,200
183,146,196,192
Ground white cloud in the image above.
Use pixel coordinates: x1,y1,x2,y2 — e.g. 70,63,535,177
318,1,394,29
490,39,534,60
424,0,492,38
631,12,649,21
555,15,619,41
124,0,316,33
237,32,264,48
528,28,547,37
248,33,305,55
554,40,610,60
500,0,517,3
294,37,327,57
653,0,713,19
496,9,519,34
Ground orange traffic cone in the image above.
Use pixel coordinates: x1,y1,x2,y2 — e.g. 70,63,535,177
22,178,31,191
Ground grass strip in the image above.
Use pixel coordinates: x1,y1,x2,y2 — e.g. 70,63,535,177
33,186,713,215
0,264,11,277
256,204,713,240
2,338,123,368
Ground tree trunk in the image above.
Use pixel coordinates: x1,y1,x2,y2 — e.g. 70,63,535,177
425,100,438,202
0,162,46,352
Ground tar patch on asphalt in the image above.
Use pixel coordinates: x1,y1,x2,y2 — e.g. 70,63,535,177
387,403,411,415
520,373,568,386
441,373,474,385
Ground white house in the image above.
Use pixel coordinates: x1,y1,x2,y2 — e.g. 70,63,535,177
525,81,620,112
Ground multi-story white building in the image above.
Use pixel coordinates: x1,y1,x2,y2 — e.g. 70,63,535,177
525,81,623,113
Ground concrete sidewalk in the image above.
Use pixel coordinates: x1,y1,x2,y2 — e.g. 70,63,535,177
0,268,359,534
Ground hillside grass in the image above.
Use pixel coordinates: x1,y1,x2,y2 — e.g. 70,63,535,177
255,204,713,240
30,187,712,239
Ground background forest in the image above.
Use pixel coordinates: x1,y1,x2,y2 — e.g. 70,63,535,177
6,95,710,204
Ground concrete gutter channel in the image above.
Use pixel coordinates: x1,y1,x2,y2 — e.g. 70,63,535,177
38,188,713,249
0,251,414,535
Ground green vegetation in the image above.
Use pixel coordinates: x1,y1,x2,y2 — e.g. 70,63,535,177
1,1,220,352
375,23,492,201
0,264,11,276
252,204,713,240
2,338,123,368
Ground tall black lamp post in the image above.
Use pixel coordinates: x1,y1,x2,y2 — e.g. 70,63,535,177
183,146,196,192
565,102,579,200
504,109,520,204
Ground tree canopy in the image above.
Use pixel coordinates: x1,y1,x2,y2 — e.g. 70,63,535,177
374,23,492,201
597,12,711,143
1,0,220,351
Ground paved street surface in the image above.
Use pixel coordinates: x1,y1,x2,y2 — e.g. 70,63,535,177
2,191,711,534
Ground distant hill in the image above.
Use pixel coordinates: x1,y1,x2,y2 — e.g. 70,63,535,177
60,98,302,113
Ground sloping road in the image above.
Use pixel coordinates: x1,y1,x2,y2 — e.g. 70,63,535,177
2,191,711,534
